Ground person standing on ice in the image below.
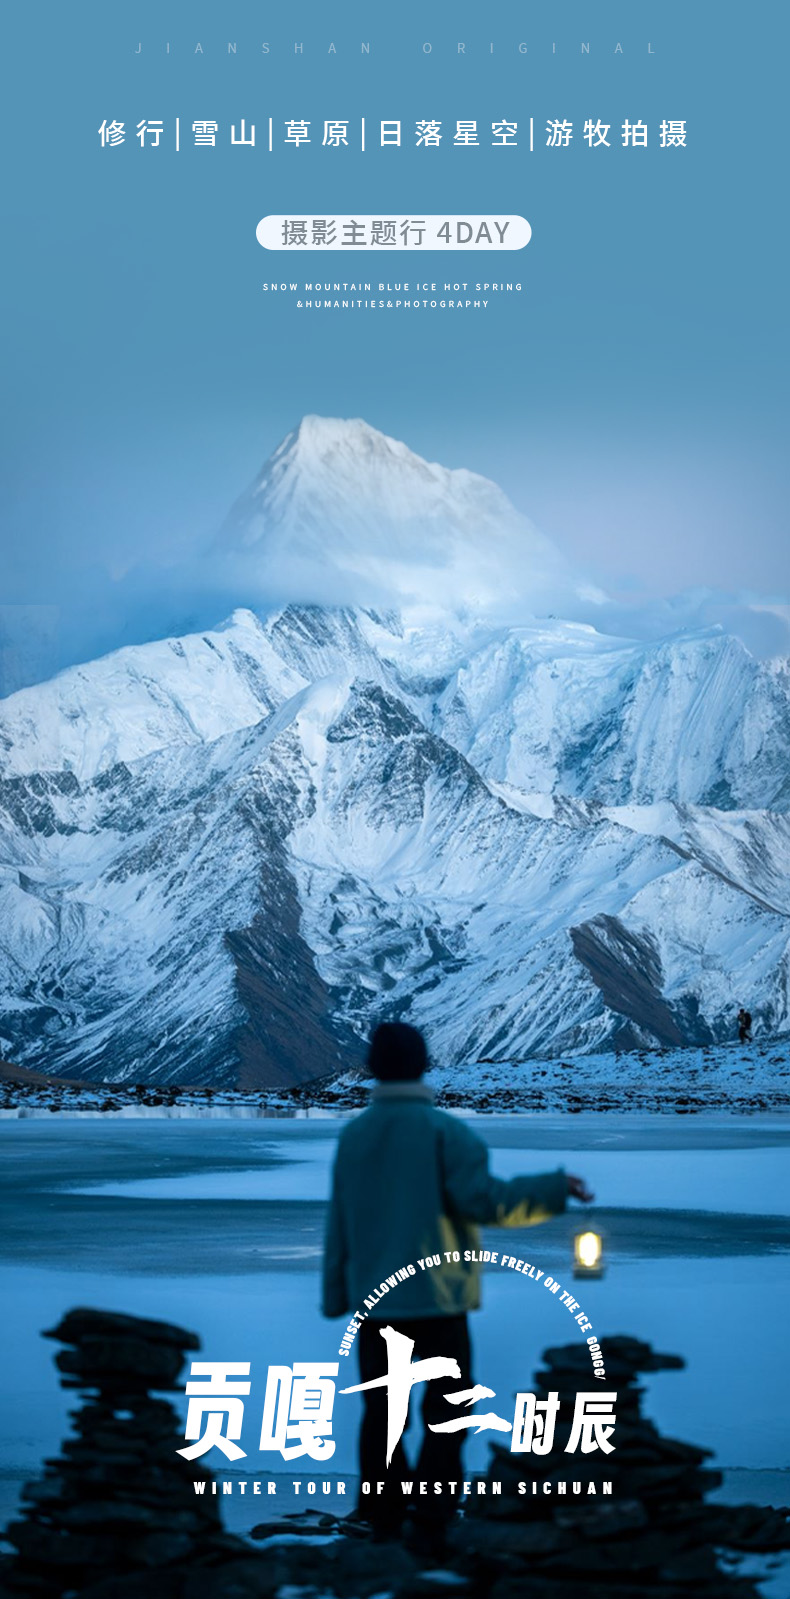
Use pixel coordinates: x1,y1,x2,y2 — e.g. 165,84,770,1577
322,1020,594,1551
737,1007,753,1044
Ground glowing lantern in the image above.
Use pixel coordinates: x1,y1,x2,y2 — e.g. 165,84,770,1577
573,1229,604,1278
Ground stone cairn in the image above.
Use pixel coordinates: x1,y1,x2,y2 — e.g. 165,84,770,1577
459,1334,790,1598
0,1308,245,1599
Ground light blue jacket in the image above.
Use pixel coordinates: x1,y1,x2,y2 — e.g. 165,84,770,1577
322,1081,567,1319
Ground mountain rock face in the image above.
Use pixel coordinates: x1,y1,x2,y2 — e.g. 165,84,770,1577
0,420,788,1086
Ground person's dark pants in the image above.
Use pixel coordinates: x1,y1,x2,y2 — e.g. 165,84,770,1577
356,1314,472,1534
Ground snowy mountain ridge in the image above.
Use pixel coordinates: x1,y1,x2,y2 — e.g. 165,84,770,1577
0,418,788,1086
3,604,787,810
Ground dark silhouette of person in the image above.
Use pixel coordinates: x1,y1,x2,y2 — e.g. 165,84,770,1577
737,1007,753,1044
322,1021,593,1550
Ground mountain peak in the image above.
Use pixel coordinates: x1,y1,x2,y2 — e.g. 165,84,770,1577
290,413,389,450
218,415,576,619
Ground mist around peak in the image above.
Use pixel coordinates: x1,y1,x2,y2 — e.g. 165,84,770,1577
1,415,788,698
216,413,586,623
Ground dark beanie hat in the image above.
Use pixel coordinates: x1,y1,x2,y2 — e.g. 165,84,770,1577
368,1021,429,1081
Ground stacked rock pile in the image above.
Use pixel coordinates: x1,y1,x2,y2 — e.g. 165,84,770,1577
0,1308,244,1599
460,1334,790,1597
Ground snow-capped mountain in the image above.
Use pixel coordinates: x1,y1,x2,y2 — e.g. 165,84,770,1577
217,414,581,618
0,420,788,1086
434,625,790,811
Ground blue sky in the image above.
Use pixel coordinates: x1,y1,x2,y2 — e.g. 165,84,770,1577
1,0,788,687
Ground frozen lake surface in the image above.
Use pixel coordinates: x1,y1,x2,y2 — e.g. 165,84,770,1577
0,1112,788,1549
65,1141,790,1216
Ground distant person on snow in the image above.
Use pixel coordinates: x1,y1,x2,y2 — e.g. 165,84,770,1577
322,1020,594,1551
737,1007,753,1044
